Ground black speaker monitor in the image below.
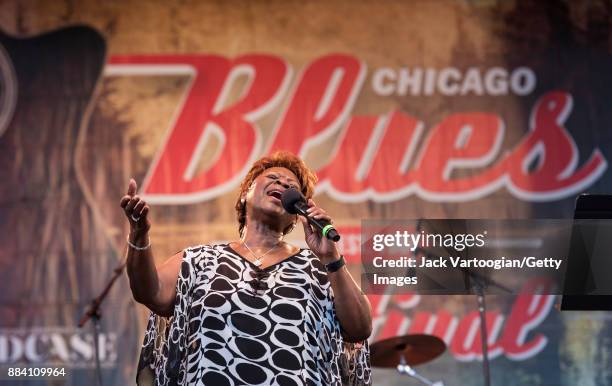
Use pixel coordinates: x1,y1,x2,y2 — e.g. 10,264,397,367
560,194,612,311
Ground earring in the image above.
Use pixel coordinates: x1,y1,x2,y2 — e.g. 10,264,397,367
286,217,298,235
240,198,245,204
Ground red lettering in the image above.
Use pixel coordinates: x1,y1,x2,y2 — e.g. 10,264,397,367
317,115,380,196
450,310,504,361
415,112,505,199
500,279,555,360
505,91,607,200
106,56,607,204
365,111,422,195
109,55,289,203
268,54,365,156
365,279,553,362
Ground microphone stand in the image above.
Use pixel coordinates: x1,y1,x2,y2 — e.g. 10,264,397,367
415,253,507,386
78,260,127,386
472,270,492,386
414,220,513,386
396,354,445,386
459,250,513,386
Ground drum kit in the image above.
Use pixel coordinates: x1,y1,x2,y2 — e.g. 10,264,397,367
370,334,447,385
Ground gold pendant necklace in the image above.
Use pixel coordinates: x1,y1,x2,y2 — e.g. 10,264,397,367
242,240,280,267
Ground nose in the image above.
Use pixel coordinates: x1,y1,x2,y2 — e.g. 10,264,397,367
275,179,291,189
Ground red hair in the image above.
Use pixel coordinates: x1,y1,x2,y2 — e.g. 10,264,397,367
235,151,318,236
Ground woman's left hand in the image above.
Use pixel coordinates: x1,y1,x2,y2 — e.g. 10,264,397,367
299,199,340,264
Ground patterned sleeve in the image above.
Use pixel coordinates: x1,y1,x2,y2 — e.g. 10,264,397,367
339,340,372,386
330,283,372,384
136,249,196,386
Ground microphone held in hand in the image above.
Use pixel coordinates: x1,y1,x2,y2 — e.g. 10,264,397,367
281,188,341,242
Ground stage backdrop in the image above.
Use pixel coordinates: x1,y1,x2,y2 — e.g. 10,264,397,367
0,1,611,385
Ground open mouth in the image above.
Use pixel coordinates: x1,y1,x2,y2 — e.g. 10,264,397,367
267,190,283,200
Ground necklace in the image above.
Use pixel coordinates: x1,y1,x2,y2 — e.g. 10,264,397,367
242,240,280,267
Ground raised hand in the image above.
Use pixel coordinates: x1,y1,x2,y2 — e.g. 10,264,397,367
120,178,151,234
299,199,340,264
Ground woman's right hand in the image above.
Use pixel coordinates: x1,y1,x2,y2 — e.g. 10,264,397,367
120,178,151,235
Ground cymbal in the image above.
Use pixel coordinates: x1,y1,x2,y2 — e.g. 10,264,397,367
370,334,446,368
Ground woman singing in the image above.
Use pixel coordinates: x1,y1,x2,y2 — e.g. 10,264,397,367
122,151,372,386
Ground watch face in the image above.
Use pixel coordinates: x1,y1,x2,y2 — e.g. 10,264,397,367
0,41,17,138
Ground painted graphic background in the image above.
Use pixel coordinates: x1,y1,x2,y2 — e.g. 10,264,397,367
0,1,610,385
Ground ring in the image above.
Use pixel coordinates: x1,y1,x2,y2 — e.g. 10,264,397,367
131,214,141,222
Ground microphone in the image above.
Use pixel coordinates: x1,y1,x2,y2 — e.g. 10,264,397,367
281,188,341,242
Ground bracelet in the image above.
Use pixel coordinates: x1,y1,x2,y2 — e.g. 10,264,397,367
325,255,345,273
127,236,151,251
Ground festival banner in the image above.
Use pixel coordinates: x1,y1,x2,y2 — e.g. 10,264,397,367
0,1,611,385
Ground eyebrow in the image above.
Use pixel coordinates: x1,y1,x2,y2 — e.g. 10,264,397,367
265,172,299,184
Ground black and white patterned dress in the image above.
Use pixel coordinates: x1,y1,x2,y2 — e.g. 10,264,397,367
136,244,371,386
